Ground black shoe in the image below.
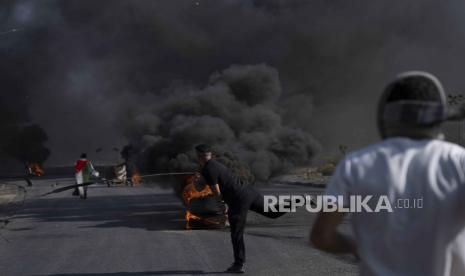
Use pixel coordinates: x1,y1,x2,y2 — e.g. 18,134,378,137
225,263,245,273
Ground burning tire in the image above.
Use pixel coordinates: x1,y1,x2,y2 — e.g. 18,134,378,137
182,175,227,230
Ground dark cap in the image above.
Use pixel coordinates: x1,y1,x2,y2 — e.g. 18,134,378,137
378,71,465,138
80,153,87,159
379,71,465,125
195,144,212,153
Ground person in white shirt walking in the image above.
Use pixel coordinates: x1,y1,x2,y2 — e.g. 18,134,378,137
74,153,99,199
310,71,465,276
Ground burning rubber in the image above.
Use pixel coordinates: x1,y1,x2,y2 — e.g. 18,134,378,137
182,175,227,230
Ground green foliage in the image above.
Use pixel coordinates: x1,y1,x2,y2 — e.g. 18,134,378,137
317,162,336,176
317,145,349,176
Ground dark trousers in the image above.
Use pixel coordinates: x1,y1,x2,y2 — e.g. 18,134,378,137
228,187,286,265
74,186,87,199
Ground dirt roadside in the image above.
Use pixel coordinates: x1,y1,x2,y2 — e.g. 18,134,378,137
0,182,25,206
272,167,331,188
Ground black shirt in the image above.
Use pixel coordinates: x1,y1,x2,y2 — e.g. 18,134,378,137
201,159,248,204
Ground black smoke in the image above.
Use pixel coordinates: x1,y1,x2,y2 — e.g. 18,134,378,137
2,0,465,169
2,125,50,164
122,64,320,181
0,86,50,165
0,2,50,166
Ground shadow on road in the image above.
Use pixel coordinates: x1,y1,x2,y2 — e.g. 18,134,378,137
35,271,226,275
9,190,187,231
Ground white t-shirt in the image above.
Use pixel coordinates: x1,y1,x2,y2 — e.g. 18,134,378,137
326,137,465,276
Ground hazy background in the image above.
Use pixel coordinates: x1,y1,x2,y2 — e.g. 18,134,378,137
1,0,465,173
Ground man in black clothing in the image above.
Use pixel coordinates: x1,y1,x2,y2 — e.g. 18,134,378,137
196,144,286,274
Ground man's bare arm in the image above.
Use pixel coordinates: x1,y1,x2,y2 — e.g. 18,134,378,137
310,211,358,256
211,183,222,198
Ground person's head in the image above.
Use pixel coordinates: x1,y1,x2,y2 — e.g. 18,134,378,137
378,71,447,140
80,153,87,159
195,144,212,165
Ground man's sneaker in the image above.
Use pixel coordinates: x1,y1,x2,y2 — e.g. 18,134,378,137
225,263,245,273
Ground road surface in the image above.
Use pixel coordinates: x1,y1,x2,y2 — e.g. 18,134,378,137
0,178,358,276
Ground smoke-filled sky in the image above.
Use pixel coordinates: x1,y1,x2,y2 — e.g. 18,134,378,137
2,0,465,167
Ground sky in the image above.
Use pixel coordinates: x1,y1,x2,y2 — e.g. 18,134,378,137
1,0,465,168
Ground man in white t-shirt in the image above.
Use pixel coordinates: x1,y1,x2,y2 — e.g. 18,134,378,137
310,71,465,276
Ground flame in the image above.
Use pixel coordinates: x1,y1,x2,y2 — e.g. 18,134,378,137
132,169,142,185
30,163,44,176
185,209,226,230
182,175,213,205
183,175,221,229
185,210,202,230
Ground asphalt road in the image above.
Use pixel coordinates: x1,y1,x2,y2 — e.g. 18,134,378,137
0,178,358,276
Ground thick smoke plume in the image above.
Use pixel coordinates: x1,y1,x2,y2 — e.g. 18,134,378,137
2,0,465,169
122,64,320,181
0,6,50,166
0,112,51,166
1,124,50,165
